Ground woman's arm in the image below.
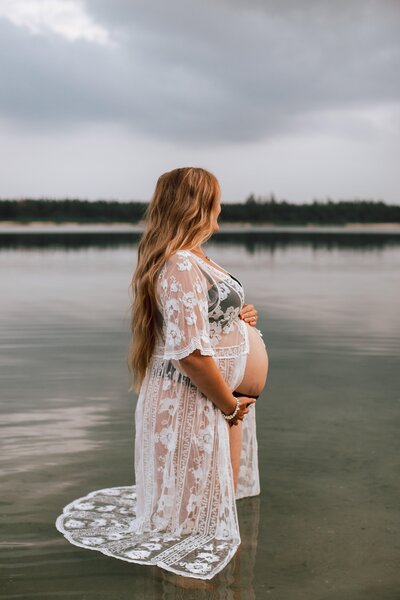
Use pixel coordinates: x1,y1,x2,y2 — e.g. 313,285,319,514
179,350,256,420
159,252,255,422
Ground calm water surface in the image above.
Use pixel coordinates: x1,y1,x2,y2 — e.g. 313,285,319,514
1,231,399,599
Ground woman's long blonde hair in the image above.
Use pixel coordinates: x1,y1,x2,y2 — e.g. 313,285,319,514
127,167,221,393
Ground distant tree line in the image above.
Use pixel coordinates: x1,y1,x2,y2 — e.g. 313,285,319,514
0,195,399,225
0,199,147,223
226,194,400,224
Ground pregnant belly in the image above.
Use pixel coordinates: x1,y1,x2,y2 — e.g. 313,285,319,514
235,323,269,397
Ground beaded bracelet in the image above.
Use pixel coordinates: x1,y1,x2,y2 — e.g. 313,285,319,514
223,395,241,421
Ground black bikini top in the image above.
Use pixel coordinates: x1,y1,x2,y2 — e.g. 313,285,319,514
227,272,243,288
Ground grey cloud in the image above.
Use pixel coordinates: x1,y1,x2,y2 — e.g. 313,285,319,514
1,0,399,144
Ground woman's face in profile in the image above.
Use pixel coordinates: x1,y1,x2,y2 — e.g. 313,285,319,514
212,197,222,232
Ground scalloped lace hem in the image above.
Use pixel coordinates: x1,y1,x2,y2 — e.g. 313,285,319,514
161,336,216,361
55,485,242,580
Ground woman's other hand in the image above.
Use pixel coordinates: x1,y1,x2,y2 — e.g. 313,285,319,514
228,397,257,427
239,303,258,326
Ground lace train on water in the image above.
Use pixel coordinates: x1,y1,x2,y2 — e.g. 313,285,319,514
55,485,241,580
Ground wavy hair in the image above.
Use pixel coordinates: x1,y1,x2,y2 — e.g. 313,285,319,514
127,167,221,393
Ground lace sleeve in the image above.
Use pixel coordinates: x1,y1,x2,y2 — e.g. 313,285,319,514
159,252,215,361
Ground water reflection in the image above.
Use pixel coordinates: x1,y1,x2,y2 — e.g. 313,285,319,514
1,227,400,251
1,231,399,599
1,405,110,476
139,497,260,599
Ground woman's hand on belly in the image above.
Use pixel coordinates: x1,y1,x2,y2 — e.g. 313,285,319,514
239,303,258,326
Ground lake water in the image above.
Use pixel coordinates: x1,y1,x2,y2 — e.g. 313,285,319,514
1,230,399,599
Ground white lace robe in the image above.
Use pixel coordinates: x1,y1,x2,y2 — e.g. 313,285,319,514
55,249,261,580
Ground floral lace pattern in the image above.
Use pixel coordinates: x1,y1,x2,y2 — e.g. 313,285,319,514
55,486,239,578
56,249,260,580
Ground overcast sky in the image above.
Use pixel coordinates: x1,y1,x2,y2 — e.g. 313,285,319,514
0,0,399,204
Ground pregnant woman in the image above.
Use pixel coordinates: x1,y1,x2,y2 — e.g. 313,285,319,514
55,167,269,581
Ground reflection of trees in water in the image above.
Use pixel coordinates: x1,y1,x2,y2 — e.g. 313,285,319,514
1,231,400,251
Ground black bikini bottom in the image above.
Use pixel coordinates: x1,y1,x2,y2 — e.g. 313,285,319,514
232,390,259,400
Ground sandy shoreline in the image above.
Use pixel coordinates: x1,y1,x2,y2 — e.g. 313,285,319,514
1,221,400,233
